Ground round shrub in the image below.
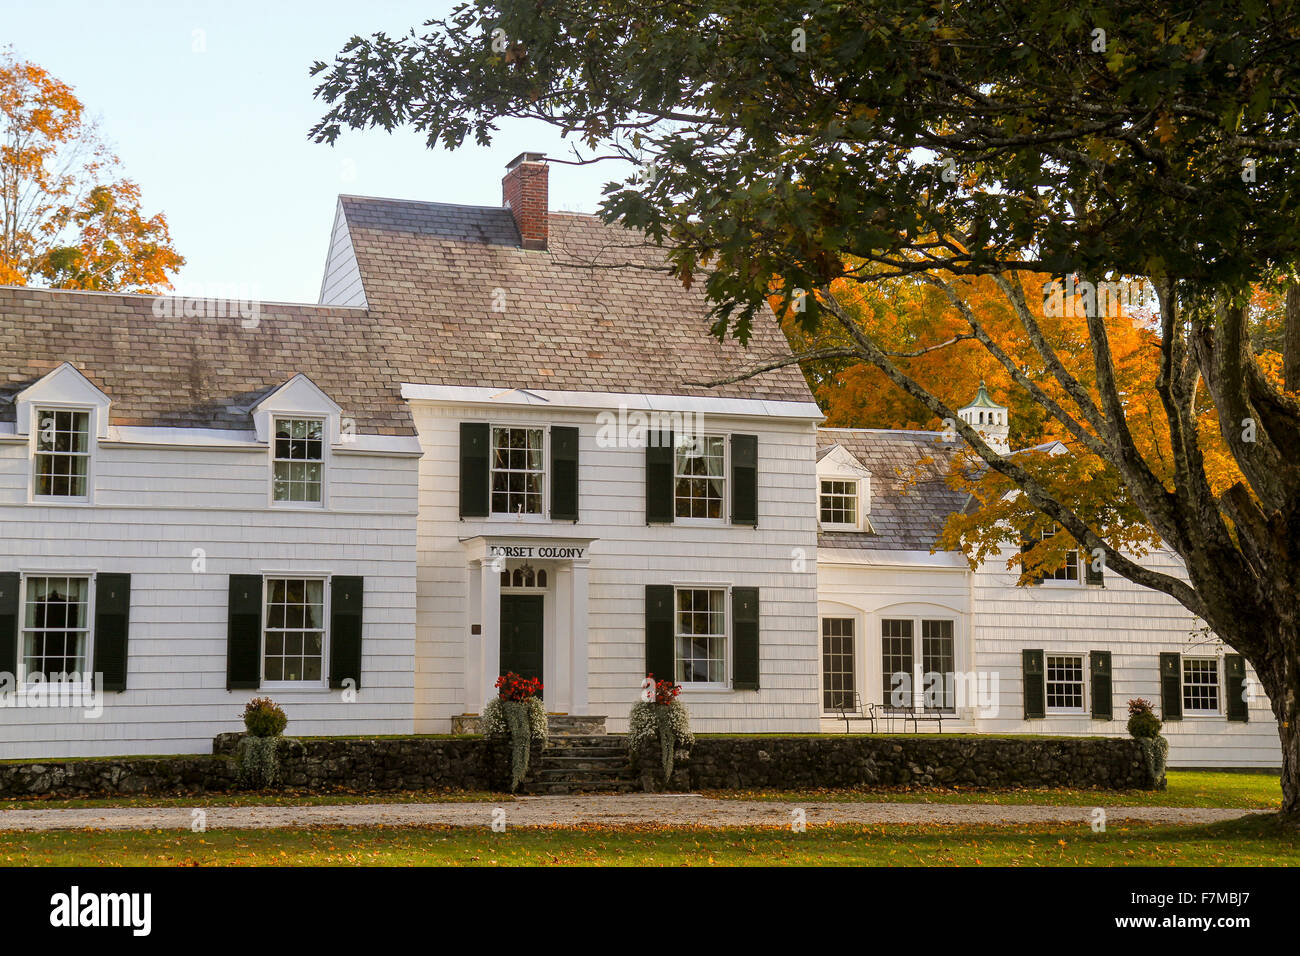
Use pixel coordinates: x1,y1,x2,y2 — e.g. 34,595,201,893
1126,697,1162,739
242,697,288,738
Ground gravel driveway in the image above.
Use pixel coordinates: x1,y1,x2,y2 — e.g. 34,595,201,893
0,795,1261,832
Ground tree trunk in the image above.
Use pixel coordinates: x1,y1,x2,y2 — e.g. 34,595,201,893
1285,283,1300,394
1260,645,1300,820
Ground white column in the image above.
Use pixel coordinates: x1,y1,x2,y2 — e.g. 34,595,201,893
552,566,573,712
465,563,482,713
480,559,501,707
570,560,590,715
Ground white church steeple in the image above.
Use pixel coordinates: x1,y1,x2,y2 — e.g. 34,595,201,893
958,380,1010,454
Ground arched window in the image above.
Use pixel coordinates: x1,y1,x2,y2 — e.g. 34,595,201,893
537,569,547,588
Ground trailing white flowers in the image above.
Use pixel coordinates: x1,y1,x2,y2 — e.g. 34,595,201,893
627,697,693,782
482,693,547,791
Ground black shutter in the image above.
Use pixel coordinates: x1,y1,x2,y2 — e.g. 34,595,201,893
93,573,131,692
550,426,579,521
730,434,758,527
0,572,17,680
1084,548,1105,586
645,429,674,524
1089,650,1112,720
732,587,760,690
1022,649,1045,718
226,574,262,690
1159,652,1182,721
645,585,675,681
1019,537,1043,586
459,422,490,518
1225,653,1249,722
330,576,364,690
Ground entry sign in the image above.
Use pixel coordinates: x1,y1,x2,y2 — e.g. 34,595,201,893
488,545,585,560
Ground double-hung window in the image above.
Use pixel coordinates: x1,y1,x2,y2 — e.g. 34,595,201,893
263,577,326,683
675,587,726,683
1045,654,1086,713
491,426,544,515
1040,526,1080,582
272,417,324,504
34,409,90,499
1183,658,1221,714
674,435,725,520
819,479,859,530
881,617,957,711
21,575,91,683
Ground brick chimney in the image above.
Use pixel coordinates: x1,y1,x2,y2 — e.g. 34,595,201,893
502,152,549,250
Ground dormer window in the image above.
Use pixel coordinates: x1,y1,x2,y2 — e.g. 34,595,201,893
819,479,860,530
34,409,91,499
272,417,324,504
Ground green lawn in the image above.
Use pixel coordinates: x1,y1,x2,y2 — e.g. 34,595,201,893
1,815,1295,866
705,770,1282,809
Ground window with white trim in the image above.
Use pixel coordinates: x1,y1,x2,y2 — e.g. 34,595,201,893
491,426,544,515
1040,525,1079,582
21,575,91,682
1045,654,1086,712
272,417,324,503
819,479,859,529
263,578,326,683
34,409,90,499
674,434,725,520
1183,658,1221,714
675,587,726,683
821,617,855,711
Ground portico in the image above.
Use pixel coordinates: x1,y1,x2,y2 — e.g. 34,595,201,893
461,535,597,715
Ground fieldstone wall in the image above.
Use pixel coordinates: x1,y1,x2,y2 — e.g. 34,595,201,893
632,735,1162,792
0,735,538,799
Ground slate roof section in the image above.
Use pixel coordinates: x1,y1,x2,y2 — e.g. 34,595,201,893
336,197,815,403
817,428,972,552
0,287,415,435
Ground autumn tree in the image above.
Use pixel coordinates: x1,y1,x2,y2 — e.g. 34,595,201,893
0,49,183,291
311,1,1300,814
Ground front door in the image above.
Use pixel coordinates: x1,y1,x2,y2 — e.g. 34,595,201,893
500,594,544,697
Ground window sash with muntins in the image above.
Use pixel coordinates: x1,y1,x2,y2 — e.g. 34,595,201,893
1045,654,1086,712
263,577,326,683
1182,658,1221,714
675,587,726,683
34,409,90,498
21,575,91,682
819,479,858,528
674,434,725,520
921,619,955,712
821,617,855,711
881,618,914,710
273,417,324,503
1040,526,1079,581
491,427,544,515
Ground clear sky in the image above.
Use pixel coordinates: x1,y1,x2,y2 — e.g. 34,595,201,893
2,0,616,302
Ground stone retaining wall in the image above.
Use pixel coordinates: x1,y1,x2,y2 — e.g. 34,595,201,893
0,735,537,798
0,733,1160,799
631,735,1163,792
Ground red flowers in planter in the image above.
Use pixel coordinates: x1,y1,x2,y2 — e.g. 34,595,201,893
496,672,543,701
644,673,682,706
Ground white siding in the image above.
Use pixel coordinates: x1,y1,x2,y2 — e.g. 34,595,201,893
410,402,822,734
317,203,367,307
968,544,1279,768
0,437,418,759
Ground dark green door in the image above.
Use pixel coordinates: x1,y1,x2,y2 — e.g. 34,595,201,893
500,594,544,697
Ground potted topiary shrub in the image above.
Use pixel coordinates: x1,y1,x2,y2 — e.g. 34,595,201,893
481,673,547,791
1127,697,1168,790
627,674,693,790
236,697,288,789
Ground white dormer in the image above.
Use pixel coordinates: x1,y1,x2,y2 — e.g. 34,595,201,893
958,380,1010,454
252,374,343,509
15,363,112,504
14,363,111,440
816,444,872,532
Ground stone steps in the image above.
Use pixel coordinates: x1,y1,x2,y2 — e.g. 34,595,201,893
523,732,637,794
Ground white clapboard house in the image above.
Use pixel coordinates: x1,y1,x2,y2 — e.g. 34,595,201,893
0,153,1279,767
